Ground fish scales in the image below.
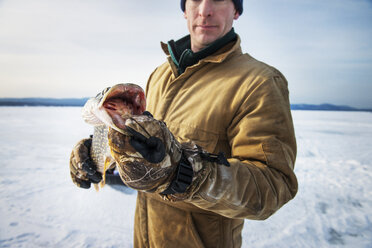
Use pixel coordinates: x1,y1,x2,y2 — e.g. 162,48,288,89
91,125,112,174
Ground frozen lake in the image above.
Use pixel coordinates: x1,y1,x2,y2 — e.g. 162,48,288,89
0,107,371,247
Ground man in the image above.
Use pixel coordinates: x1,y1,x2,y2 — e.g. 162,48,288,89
69,0,298,247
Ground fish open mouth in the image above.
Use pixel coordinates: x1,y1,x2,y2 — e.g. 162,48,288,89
101,84,146,130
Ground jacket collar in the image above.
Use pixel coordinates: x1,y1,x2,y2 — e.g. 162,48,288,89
161,30,242,76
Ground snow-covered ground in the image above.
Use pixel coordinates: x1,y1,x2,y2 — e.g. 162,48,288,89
0,107,371,247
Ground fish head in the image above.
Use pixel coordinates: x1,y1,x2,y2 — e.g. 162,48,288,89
100,83,146,130
82,83,146,133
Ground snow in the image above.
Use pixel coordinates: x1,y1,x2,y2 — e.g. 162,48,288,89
0,107,371,248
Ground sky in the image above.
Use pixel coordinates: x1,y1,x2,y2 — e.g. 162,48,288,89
0,0,371,108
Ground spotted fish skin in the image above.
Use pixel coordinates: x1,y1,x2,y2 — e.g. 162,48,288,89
91,125,113,175
81,83,146,188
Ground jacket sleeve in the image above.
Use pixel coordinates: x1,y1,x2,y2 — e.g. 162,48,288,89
186,72,298,220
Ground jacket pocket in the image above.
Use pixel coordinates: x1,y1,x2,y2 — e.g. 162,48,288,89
146,196,207,248
231,221,244,248
186,212,207,248
190,212,222,248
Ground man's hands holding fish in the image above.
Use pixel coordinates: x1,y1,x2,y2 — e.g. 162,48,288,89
70,83,230,201
69,110,231,201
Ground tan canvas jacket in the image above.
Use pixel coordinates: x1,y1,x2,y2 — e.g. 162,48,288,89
133,36,298,248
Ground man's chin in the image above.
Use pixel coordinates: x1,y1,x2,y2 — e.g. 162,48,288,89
192,34,220,51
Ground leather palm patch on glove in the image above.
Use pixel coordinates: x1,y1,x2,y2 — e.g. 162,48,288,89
108,114,182,193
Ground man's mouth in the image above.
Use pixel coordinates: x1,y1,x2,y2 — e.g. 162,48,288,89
197,25,217,29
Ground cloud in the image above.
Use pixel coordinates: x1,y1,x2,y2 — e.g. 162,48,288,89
0,0,186,97
235,0,372,108
0,0,371,108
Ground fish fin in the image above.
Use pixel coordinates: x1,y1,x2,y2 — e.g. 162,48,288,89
93,183,99,192
99,157,112,188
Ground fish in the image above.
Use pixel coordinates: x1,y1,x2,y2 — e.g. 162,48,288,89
81,83,146,189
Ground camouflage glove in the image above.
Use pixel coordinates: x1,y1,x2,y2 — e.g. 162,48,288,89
69,137,102,189
108,112,229,201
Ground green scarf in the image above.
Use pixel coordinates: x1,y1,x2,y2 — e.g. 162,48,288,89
167,28,237,74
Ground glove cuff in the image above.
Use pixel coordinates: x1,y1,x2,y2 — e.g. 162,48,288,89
160,152,193,195
159,143,230,202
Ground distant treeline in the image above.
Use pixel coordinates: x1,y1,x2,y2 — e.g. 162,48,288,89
0,98,89,107
290,103,364,111
0,98,371,112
